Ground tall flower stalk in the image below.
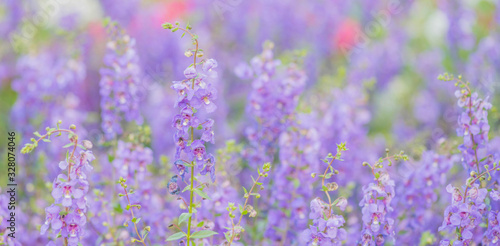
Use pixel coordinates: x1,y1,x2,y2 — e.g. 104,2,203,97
22,121,94,246
163,22,219,245
265,119,320,244
397,151,457,244
225,163,272,245
236,42,307,168
438,74,499,245
100,19,143,140
301,143,349,245
358,149,408,246
117,177,150,245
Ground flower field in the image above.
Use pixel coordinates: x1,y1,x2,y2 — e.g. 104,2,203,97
1,0,500,245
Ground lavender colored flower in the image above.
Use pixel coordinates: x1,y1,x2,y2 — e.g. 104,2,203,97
170,52,219,184
112,140,153,181
359,171,396,245
237,41,307,168
439,184,487,245
438,76,498,245
24,130,96,246
455,88,493,171
167,175,181,195
265,118,320,244
397,152,458,243
99,21,143,140
40,205,62,235
301,198,347,245
484,205,500,245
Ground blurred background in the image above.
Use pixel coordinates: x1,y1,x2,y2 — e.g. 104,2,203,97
0,0,500,245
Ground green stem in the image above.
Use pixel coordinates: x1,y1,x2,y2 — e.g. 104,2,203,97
227,174,262,245
186,163,195,244
123,187,147,246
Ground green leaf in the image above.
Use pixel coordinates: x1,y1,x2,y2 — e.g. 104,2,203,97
63,143,75,148
108,154,115,163
242,186,248,194
131,217,141,224
178,213,192,224
196,221,205,227
113,202,123,214
182,186,191,193
194,188,210,200
479,156,489,163
165,232,186,241
224,232,231,242
191,230,218,239
42,139,51,142
34,131,42,137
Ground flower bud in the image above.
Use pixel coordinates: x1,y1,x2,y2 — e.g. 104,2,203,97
82,140,93,149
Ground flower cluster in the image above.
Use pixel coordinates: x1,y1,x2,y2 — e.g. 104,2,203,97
265,118,320,243
22,123,94,246
359,171,395,245
301,198,347,246
439,183,488,245
100,20,143,140
484,189,500,245
302,144,349,245
236,41,307,167
443,74,494,172
397,151,457,242
438,74,499,245
163,22,219,245
170,58,217,181
358,151,408,246
112,140,153,182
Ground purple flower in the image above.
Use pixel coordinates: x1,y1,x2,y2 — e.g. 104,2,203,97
52,178,81,207
491,190,500,201
201,119,215,144
61,212,84,246
359,170,396,245
172,80,195,107
40,205,62,235
99,21,143,140
202,59,218,72
167,175,180,195
37,141,95,245
184,67,197,79
200,154,215,183
174,160,189,181
191,140,206,166
194,88,217,113
302,196,346,245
